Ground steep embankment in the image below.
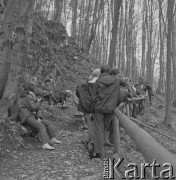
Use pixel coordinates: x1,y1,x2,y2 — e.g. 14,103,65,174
27,15,99,91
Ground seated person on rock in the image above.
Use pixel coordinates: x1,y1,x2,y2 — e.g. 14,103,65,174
58,90,68,108
18,88,61,150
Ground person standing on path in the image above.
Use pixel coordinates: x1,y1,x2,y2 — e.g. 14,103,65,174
90,65,121,159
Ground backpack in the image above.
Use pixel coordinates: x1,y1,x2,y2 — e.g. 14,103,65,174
76,83,95,113
94,78,121,113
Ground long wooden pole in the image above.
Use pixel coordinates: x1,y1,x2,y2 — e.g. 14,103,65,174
113,115,120,154
114,107,176,178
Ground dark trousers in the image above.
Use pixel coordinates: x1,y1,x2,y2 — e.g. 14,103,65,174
25,117,55,144
148,90,152,103
92,112,113,154
84,113,94,143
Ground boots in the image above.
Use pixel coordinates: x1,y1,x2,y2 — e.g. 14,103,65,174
42,143,54,150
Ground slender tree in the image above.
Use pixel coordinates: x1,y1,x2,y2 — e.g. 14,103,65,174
108,0,122,68
71,0,78,39
172,14,176,106
164,0,175,126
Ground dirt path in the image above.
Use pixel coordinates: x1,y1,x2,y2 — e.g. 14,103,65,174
1,97,176,180
0,106,106,180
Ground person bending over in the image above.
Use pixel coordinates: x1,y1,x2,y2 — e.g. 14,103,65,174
18,88,61,150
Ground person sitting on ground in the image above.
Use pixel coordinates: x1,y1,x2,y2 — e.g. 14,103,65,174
43,79,58,106
18,88,61,150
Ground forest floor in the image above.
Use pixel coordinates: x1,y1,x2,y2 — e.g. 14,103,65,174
1,96,176,180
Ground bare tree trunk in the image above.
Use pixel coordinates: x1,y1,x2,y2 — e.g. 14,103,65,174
2,0,35,98
118,4,123,70
86,0,104,52
82,0,92,50
108,0,122,68
0,0,18,98
121,28,125,76
141,1,146,79
77,1,84,47
172,16,176,107
55,0,63,21
146,0,153,85
71,0,78,40
157,0,165,95
164,0,175,126
106,0,110,64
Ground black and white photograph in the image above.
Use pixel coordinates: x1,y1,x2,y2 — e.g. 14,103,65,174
0,0,176,179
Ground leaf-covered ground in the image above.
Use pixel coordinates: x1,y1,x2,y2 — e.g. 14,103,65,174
1,16,176,180
1,96,176,180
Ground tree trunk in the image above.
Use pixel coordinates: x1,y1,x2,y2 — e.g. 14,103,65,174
118,4,123,70
1,0,35,118
157,0,165,95
82,0,92,50
172,16,176,107
164,0,175,126
141,1,146,79
108,0,122,68
55,0,63,21
71,0,78,40
0,0,19,98
86,0,104,52
146,0,153,85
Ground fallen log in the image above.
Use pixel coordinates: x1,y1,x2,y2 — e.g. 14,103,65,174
114,107,176,178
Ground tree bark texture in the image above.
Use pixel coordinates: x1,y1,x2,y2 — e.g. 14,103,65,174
108,0,122,68
71,0,78,40
164,0,175,126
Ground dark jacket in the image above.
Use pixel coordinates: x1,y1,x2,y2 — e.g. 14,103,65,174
93,73,121,113
18,94,41,123
77,80,97,113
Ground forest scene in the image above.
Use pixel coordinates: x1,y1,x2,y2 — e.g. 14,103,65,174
0,0,176,179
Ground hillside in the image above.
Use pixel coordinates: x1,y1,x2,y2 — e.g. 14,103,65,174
1,16,176,180
26,15,99,91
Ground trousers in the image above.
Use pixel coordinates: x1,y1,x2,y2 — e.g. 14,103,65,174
25,117,55,144
92,112,113,154
84,113,94,143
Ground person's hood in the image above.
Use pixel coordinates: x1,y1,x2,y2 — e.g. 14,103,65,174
88,76,99,83
97,73,117,86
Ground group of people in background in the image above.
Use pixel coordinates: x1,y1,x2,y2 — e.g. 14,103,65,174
18,76,71,150
75,65,153,159
17,65,152,157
